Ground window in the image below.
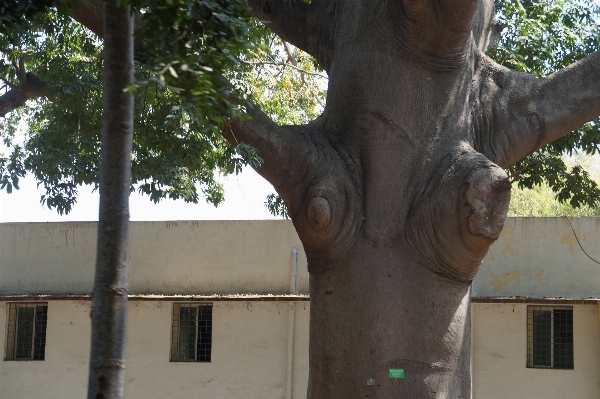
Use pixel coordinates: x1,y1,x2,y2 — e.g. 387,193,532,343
5,303,48,361
170,303,212,362
527,306,573,369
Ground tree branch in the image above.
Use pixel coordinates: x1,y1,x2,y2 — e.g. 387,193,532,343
0,73,46,118
240,59,328,79
473,50,600,168
222,101,312,194
282,40,297,66
248,0,334,71
17,57,26,83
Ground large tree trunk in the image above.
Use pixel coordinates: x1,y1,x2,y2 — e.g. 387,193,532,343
227,1,600,398
87,2,134,399
309,255,471,398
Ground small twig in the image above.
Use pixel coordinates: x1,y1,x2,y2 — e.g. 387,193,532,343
282,40,297,66
508,165,528,183
312,89,325,108
281,40,307,84
241,60,328,79
171,30,188,45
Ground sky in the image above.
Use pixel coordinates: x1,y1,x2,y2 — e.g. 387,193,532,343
0,167,279,223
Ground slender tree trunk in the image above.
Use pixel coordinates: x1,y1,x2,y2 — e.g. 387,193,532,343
87,3,134,399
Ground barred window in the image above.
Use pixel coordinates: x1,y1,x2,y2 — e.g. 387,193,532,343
527,306,573,369
171,303,212,362
5,303,48,361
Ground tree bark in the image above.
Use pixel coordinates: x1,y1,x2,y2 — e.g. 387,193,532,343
230,0,600,398
86,2,134,399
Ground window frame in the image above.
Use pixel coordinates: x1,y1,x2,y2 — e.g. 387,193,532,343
526,305,574,370
5,302,48,361
170,303,213,363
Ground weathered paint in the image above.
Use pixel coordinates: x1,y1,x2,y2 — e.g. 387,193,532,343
3,218,598,299
488,271,521,292
498,223,517,255
0,221,309,295
474,218,600,298
560,228,588,253
472,303,600,399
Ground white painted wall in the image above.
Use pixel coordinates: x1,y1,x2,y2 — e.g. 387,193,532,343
472,303,600,399
0,300,310,399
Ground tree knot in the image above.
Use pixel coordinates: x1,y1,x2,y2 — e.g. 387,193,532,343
307,196,331,230
463,164,511,242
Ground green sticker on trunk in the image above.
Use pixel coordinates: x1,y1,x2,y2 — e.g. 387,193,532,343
389,368,404,378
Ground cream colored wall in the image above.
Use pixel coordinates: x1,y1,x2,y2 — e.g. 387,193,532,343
0,221,308,295
474,217,600,298
3,218,599,298
0,300,310,399
1,300,598,399
0,301,91,399
472,303,600,399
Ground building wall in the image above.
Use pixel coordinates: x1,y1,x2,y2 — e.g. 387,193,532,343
472,303,600,399
1,218,600,398
1,300,599,399
473,217,600,298
0,301,91,399
0,300,310,399
2,218,599,298
0,221,308,295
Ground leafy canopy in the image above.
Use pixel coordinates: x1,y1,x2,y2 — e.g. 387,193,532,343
0,0,599,216
0,1,262,213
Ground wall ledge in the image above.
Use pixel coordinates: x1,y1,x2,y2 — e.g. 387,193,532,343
472,296,600,305
0,293,310,302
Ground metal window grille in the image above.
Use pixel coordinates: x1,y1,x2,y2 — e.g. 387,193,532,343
170,303,212,362
5,303,48,361
527,306,573,369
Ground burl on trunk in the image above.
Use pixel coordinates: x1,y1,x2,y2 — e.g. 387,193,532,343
223,0,600,397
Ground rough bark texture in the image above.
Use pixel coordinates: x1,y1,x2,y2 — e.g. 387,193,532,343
86,2,134,399
226,0,600,397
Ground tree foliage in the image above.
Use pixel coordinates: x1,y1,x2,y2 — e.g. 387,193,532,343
0,1,268,214
1,0,599,215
